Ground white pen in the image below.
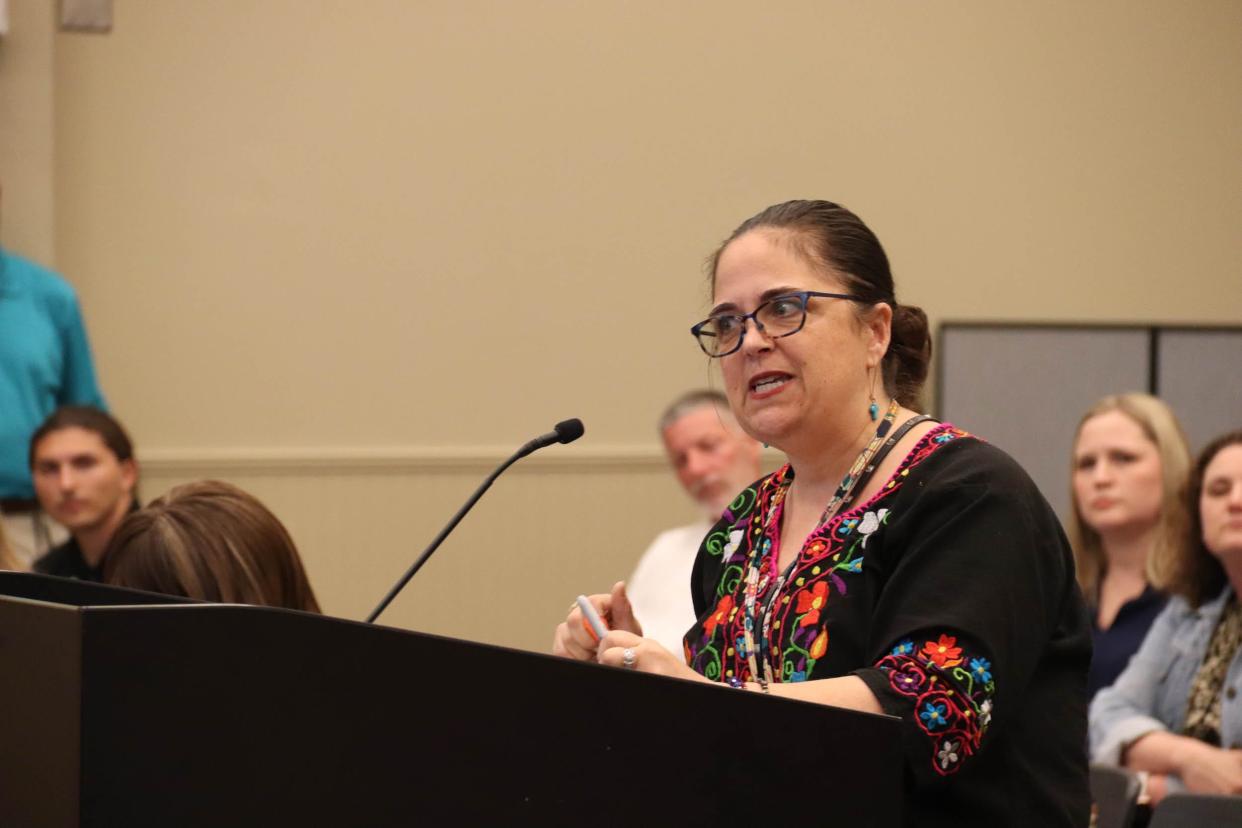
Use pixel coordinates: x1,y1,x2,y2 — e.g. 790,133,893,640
575,594,609,642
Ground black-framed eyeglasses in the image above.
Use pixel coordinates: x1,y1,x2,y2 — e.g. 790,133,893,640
689,290,864,358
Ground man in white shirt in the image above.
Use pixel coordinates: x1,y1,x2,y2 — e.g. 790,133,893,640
626,390,762,654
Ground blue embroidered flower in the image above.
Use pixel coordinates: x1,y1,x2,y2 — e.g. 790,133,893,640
840,557,863,573
969,657,992,683
788,669,807,682
920,701,949,731
891,640,915,656
934,432,956,444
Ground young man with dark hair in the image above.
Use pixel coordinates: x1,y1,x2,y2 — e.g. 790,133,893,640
29,406,137,581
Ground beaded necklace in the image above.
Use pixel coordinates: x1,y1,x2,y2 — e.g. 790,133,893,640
740,399,922,689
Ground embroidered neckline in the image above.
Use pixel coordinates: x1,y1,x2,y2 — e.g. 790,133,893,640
770,421,959,527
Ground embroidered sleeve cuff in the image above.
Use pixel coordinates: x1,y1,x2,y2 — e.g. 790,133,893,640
867,634,996,777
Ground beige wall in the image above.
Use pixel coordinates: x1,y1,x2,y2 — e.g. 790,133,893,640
0,0,55,260
4,1,1241,649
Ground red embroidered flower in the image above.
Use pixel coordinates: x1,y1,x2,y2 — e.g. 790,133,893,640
794,581,830,627
921,634,963,668
703,595,735,637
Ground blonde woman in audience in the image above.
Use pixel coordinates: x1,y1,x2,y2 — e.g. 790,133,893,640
1069,393,1191,698
104,480,320,612
1091,429,1242,803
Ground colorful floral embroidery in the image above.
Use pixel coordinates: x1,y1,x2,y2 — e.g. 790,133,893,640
877,632,996,776
969,657,993,684
921,634,964,668
809,629,828,660
794,581,829,627
703,595,735,637
685,423,976,740
919,701,950,730
687,424,972,687
937,740,960,769
856,508,889,546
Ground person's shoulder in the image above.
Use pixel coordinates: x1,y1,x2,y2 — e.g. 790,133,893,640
1166,585,1234,623
908,424,1038,492
717,466,787,527
32,540,79,575
1143,593,1206,638
648,520,713,550
1,249,77,303
2,248,69,286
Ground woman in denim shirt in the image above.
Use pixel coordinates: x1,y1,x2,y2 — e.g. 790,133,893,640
1090,429,1242,803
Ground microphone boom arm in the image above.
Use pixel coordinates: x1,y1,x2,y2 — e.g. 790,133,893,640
364,448,523,624
365,418,583,624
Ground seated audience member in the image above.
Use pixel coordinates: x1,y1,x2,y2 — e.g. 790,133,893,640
104,480,321,612
1090,429,1242,803
625,390,762,653
1069,394,1190,699
30,406,138,581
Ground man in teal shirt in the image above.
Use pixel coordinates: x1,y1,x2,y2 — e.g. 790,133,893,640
0,246,107,564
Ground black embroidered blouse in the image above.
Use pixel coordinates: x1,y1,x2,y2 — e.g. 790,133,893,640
686,425,1091,827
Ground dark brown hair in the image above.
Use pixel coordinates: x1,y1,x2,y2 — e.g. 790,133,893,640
29,405,135,467
708,199,932,409
103,480,321,612
1163,429,1242,608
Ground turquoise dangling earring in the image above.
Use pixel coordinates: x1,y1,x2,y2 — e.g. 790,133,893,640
867,365,879,421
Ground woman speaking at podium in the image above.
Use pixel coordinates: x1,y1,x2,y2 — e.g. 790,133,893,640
554,200,1090,825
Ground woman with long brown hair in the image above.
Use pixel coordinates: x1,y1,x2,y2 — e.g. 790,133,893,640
1091,429,1242,803
104,479,320,612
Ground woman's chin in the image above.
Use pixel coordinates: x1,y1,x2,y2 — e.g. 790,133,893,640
743,416,793,450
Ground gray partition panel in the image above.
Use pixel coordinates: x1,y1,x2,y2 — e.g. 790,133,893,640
1157,329,1242,454
939,326,1150,520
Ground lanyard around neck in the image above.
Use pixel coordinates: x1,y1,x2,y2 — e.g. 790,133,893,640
740,404,935,687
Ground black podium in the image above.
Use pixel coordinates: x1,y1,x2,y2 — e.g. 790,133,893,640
0,572,902,826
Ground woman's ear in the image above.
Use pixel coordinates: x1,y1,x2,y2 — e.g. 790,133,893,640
865,302,893,367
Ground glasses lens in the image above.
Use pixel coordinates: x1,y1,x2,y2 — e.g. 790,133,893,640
756,295,807,337
696,317,741,356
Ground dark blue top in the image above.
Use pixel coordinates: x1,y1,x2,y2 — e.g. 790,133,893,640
1089,584,1167,700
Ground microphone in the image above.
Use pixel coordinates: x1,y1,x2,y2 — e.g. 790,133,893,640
516,418,586,458
365,418,585,624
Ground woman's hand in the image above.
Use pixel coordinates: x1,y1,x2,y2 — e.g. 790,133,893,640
1177,741,1242,796
596,628,703,682
552,581,642,661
